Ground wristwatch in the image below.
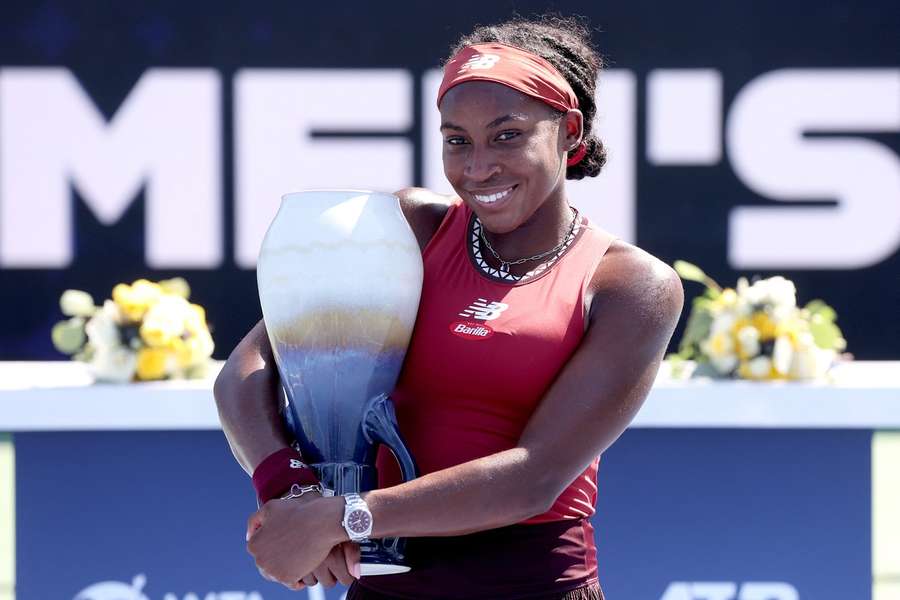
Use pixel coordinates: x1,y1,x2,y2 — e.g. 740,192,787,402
341,493,373,542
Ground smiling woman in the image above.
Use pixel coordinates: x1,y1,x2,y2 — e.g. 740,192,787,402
214,14,684,600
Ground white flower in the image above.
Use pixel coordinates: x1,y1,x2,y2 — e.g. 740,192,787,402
772,335,794,375
60,290,96,317
711,355,739,375
701,331,738,375
741,276,797,313
736,325,761,358
747,355,773,379
788,332,836,380
89,345,137,383
710,311,738,335
141,295,189,347
84,301,123,352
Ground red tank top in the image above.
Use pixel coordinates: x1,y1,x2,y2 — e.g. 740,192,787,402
377,199,615,524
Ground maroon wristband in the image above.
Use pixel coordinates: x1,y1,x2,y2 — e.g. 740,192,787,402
251,447,319,504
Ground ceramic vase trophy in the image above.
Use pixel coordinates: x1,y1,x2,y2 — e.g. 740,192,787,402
257,190,421,575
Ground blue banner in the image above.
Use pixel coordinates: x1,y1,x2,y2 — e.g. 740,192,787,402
15,429,872,599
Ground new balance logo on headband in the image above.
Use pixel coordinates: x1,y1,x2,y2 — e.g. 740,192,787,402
459,53,500,72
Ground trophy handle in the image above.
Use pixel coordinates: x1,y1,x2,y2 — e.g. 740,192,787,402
362,393,418,483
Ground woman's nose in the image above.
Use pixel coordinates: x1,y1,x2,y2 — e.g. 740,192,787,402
464,146,500,181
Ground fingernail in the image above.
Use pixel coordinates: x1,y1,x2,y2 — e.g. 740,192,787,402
352,563,361,578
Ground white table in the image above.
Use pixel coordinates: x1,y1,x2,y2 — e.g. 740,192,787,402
1,360,898,431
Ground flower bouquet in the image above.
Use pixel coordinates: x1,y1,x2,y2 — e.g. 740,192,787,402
51,277,215,382
671,261,846,381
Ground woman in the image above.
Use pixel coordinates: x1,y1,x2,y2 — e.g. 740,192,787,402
215,16,683,600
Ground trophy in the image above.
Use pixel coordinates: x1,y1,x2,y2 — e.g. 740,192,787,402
257,190,421,575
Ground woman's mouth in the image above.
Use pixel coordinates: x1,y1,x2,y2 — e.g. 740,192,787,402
472,185,516,206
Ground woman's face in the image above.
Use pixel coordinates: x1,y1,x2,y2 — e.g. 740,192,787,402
439,81,582,234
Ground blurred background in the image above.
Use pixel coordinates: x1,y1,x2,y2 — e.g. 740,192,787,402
0,1,897,600
0,0,897,361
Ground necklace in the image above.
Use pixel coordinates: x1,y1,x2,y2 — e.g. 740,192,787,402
478,207,579,275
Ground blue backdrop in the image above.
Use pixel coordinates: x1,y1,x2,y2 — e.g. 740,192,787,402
16,428,872,599
0,0,898,361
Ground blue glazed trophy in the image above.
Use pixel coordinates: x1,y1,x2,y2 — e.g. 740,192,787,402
257,190,421,575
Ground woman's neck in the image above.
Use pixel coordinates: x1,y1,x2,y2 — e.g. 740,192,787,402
479,197,575,276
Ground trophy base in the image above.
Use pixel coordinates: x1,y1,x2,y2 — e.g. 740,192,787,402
358,537,411,576
360,563,411,576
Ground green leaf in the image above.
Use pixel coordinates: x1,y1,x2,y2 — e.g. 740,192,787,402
678,306,713,358
51,318,86,354
805,299,837,323
809,314,846,351
59,289,96,317
674,260,707,284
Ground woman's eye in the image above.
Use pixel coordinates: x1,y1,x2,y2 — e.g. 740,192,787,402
445,137,467,146
496,131,520,142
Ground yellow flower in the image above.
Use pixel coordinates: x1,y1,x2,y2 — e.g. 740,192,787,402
112,279,164,322
714,288,738,309
774,317,805,342
175,331,214,368
734,325,761,359
136,347,171,380
159,277,191,299
750,312,777,340
140,295,188,348
185,303,208,335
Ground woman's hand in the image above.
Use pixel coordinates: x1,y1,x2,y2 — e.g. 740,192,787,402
246,495,349,588
299,543,361,589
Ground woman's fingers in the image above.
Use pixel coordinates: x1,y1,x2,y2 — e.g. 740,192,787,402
298,544,359,589
246,509,264,541
342,542,362,580
312,565,337,588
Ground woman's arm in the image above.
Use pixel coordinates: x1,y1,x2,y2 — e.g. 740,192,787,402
362,243,684,537
247,243,685,581
214,188,450,475
213,318,290,475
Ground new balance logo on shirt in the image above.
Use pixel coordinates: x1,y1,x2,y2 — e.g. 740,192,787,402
458,299,509,321
451,298,509,340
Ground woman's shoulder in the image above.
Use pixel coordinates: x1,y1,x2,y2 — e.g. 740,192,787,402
586,239,684,328
394,187,458,252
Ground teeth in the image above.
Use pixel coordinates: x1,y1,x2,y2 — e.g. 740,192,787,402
474,187,513,204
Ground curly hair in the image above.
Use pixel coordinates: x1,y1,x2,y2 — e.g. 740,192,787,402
449,15,607,180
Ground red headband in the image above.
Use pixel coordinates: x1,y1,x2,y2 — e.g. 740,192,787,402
437,43,579,113
438,43,586,166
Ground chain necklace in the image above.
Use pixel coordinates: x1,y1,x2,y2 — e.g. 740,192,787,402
478,207,579,275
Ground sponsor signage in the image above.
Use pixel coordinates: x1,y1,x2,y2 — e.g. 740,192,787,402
14,429,871,599
0,2,897,360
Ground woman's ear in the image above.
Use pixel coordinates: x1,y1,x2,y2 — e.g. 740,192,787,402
562,109,584,149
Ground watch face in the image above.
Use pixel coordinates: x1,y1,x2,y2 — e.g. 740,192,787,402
347,509,371,534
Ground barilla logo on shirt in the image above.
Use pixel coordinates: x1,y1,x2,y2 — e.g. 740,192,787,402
449,321,494,340
450,298,509,340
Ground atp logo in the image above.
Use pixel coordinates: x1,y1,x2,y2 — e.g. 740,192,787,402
459,53,500,72
458,298,509,321
660,581,798,600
